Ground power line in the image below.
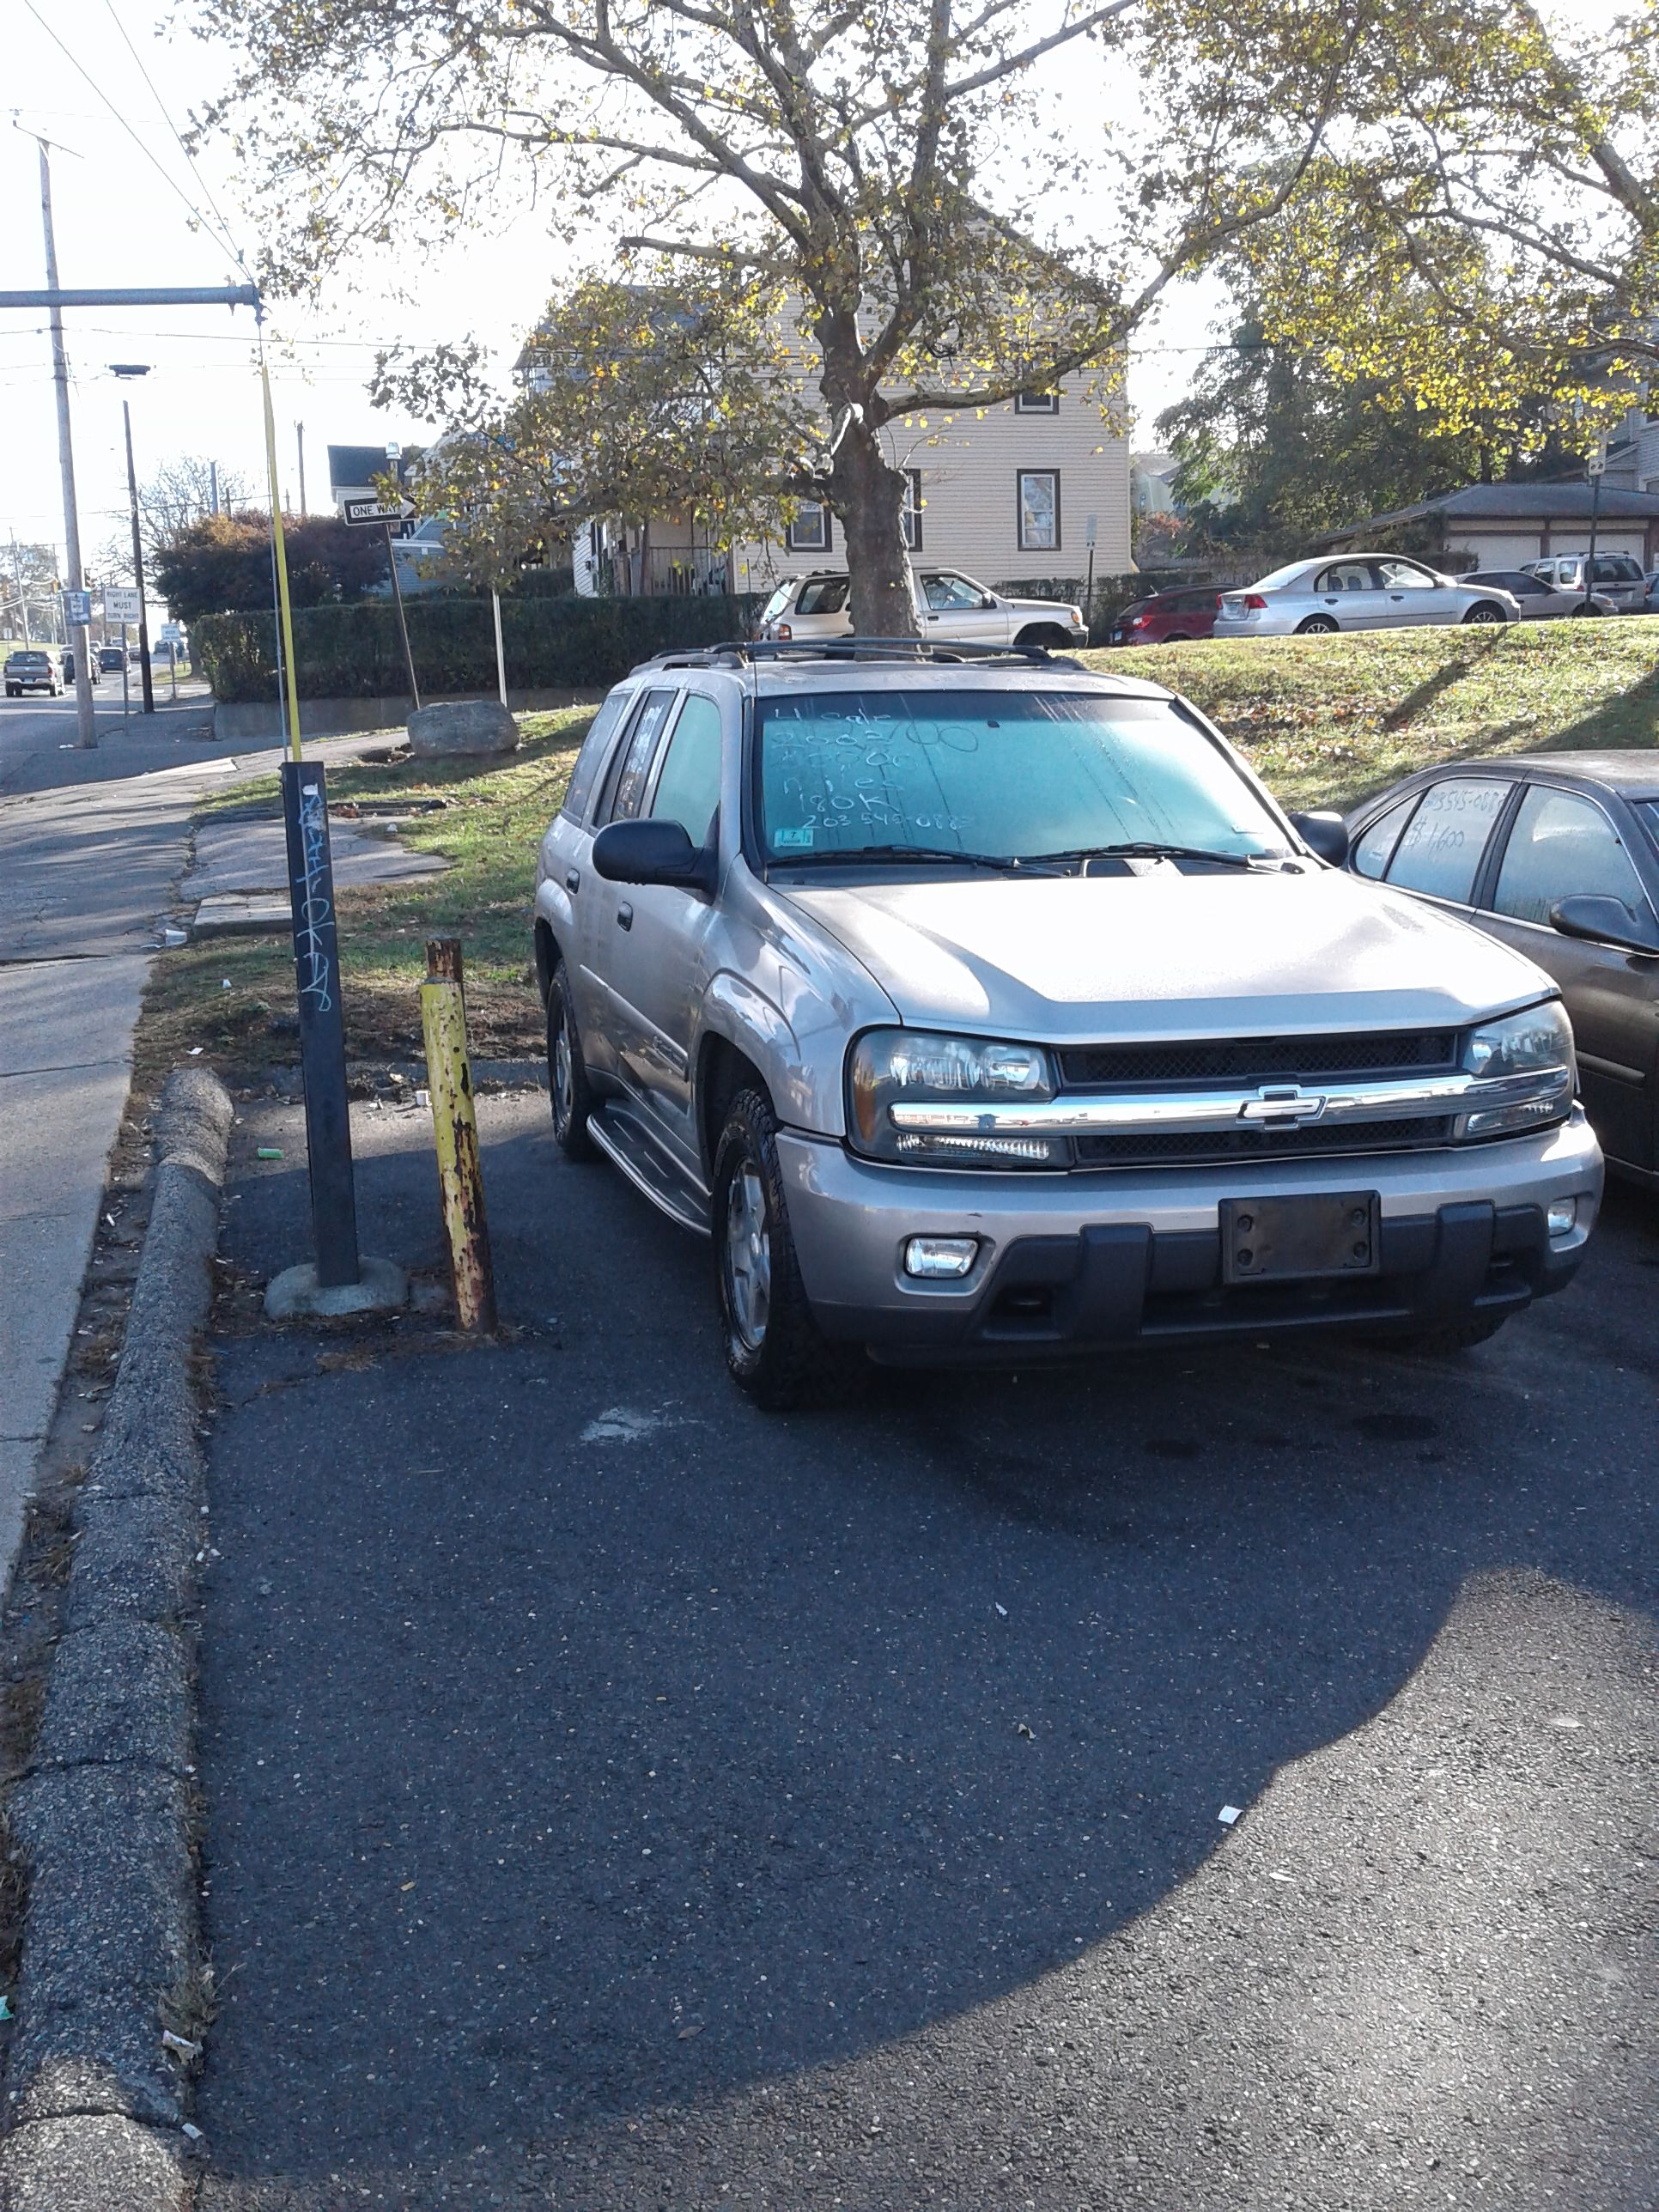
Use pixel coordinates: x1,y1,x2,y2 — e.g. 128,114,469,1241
98,0,249,275
17,0,244,267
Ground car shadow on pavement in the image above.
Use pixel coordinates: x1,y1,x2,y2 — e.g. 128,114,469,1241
193,1097,1659,2203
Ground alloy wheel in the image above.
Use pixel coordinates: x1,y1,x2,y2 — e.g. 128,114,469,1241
724,1163,772,1352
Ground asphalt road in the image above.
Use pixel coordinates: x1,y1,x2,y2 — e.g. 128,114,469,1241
193,1090,1659,2209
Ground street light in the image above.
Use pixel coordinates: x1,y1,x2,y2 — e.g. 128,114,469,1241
109,362,155,713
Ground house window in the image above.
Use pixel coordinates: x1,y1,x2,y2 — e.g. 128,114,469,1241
1017,470,1060,552
902,471,924,551
1015,389,1060,415
787,501,831,553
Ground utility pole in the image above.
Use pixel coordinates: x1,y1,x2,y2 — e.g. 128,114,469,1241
9,533,30,645
32,137,95,748
210,459,220,516
112,364,155,713
295,420,307,514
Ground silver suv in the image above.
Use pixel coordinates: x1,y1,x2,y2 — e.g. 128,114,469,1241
534,643,1601,1406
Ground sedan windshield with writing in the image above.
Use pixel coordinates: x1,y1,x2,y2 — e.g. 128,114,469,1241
757,691,1290,861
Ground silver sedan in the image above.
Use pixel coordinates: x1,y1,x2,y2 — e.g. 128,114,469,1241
1215,556,1518,638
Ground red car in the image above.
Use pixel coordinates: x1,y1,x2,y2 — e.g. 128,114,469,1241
1107,586,1220,646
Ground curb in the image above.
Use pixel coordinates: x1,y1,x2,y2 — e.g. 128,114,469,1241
0,1067,232,2210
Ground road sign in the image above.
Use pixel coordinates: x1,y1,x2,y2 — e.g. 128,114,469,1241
1589,441,1607,477
61,588,91,627
343,495,416,535
102,586,142,623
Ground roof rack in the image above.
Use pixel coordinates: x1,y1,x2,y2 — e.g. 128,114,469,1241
637,636,1086,672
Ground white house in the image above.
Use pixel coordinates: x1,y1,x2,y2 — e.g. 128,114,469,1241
523,320,1133,599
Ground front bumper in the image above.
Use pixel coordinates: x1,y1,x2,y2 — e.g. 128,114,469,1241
775,1110,1602,1356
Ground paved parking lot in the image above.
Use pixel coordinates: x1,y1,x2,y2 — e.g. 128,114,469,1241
196,1090,1659,2209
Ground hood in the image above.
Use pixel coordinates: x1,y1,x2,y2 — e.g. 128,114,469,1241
776,866,1554,1042
1001,593,1081,617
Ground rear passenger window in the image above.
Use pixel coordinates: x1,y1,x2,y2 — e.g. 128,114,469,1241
1384,779,1510,902
647,694,724,844
561,690,631,823
1351,794,1416,880
598,690,678,823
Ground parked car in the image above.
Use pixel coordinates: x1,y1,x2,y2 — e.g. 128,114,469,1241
532,641,1599,1406
1107,586,1220,646
1644,567,1658,612
1346,754,1659,1179
1215,556,1518,637
98,644,127,674
1463,569,1619,621
3,649,64,697
1520,553,1648,613
758,568,1088,651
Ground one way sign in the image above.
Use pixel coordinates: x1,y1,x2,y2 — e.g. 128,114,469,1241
343,495,417,535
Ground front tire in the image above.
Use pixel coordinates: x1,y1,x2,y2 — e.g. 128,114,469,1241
1013,623,1074,652
1295,615,1339,635
545,964,596,1160
712,1087,846,1409
1462,601,1506,625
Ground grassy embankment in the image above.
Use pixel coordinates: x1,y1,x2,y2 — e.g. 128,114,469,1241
144,623,1659,1075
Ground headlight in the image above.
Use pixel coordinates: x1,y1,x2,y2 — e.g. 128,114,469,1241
848,1030,1066,1167
1457,1000,1575,1139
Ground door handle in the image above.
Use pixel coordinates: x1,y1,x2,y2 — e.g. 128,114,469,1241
564,867,580,892
616,903,634,931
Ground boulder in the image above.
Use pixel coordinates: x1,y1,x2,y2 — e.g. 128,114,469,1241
406,698,520,758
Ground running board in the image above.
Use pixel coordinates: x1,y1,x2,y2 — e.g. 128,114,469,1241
588,1103,712,1236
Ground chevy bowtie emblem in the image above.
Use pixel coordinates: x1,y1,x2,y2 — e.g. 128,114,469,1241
1238,1083,1327,1124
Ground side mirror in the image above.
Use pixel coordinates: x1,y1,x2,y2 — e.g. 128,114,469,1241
1289,810,1350,866
981,594,997,609
1549,894,1659,956
592,817,717,896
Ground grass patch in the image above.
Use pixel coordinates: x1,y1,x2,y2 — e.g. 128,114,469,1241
1080,619,1659,811
142,707,592,1074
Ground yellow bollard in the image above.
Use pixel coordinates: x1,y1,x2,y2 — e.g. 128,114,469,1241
419,948,498,1336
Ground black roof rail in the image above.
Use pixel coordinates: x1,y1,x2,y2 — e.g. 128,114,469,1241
628,635,1091,677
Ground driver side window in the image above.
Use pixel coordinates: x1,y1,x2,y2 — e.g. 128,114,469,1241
647,694,724,846
1490,787,1649,929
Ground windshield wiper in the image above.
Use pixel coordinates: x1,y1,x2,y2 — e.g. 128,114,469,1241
1026,841,1275,872
770,844,1052,873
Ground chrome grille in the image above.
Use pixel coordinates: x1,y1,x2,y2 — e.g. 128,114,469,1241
1073,1116,1456,1170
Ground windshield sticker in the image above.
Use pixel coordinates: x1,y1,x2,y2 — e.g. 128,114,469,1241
773,824,815,848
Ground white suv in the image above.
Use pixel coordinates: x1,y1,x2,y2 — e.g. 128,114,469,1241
1521,553,1647,612
759,568,1088,649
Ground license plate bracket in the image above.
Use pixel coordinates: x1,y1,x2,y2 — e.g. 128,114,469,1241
1220,1192,1380,1284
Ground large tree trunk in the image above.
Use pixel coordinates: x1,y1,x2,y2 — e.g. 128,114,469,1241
827,415,920,638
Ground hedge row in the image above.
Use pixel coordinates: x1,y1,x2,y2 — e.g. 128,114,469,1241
194,593,763,705
993,569,1222,644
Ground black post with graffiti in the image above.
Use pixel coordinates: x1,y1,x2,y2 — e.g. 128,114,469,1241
281,758,361,1286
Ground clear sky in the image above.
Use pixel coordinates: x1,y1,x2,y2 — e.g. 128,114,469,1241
0,0,1218,578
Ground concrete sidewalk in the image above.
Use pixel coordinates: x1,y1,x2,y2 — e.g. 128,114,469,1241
0,711,433,1589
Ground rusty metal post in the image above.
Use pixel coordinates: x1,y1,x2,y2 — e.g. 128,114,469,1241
419,939,497,1335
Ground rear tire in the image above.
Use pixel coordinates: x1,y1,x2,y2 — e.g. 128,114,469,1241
545,964,596,1160
712,1086,849,1409
1462,601,1506,625
1294,615,1339,635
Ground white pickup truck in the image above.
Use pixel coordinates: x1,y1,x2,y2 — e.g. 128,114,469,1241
759,568,1089,650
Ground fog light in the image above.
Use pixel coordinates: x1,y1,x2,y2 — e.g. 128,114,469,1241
903,1236,979,1279
1547,1196,1577,1238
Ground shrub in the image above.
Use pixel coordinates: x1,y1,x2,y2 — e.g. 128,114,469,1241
195,592,763,704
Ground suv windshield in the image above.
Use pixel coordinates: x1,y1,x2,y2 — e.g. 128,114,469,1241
756,690,1291,863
